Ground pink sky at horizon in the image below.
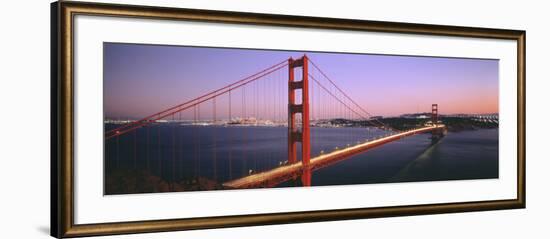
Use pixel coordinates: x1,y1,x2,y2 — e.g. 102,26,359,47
104,43,499,119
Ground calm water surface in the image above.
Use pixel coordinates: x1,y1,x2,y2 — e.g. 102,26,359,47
105,125,498,188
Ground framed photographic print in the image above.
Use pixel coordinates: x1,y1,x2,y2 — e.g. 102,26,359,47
51,1,526,238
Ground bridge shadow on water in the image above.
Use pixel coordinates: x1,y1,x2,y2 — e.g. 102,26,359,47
388,128,499,183
278,128,498,188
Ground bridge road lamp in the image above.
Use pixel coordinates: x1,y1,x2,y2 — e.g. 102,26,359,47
288,55,312,186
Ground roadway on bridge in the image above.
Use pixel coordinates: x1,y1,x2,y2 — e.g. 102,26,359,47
223,125,445,189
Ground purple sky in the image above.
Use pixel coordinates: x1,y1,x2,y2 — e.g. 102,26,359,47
104,43,498,119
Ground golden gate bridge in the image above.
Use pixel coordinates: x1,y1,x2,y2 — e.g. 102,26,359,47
104,55,445,189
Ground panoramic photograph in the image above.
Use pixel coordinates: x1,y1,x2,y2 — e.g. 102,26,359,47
103,43,499,195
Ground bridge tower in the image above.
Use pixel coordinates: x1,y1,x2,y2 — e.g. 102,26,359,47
288,55,311,186
431,104,445,140
431,104,438,126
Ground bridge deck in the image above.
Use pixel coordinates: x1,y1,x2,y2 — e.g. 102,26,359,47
223,125,445,189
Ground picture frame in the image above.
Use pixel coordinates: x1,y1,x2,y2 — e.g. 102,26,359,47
51,1,526,238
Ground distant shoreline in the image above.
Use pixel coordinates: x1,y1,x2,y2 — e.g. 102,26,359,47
103,116,498,133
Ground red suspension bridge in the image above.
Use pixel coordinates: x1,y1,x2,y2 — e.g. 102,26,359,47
105,55,445,190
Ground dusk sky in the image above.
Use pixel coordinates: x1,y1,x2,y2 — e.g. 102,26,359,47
104,43,498,119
